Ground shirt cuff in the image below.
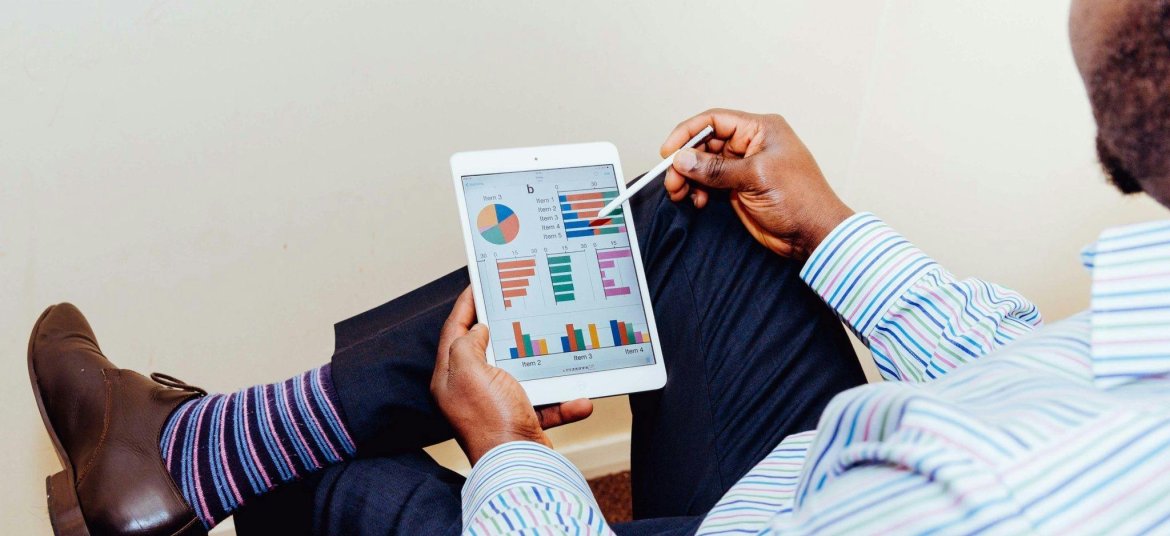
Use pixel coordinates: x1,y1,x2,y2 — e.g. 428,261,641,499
461,441,601,531
799,212,939,338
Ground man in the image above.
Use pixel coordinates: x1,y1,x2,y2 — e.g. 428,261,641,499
26,1,1170,535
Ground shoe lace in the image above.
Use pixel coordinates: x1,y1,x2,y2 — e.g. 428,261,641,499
149,372,208,397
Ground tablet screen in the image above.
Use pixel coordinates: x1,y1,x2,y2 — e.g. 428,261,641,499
461,164,657,382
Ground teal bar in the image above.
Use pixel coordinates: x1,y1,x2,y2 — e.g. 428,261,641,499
553,283,574,293
554,293,575,303
549,264,572,274
597,226,622,236
523,334,534,356
625,324,636,345
550,274,573,284
574,329,586,350
548,255,572,264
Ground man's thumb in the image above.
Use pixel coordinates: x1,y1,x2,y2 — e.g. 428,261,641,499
449,324,492,368
672,148,750,189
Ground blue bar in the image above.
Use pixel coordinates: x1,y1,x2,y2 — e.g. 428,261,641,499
566,229,594,238
610,321,622,347
560,336,571,352
558,195,569,202
509,347,519,359
564,220,592,229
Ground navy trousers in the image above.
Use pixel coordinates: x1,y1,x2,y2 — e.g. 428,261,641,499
234,184,866,535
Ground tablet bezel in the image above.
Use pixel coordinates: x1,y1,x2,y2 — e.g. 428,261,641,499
450,142,666,406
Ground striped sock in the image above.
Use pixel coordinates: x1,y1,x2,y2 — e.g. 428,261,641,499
159,364,356,528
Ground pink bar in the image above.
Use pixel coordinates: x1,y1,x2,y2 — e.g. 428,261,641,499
596,248,632,261
598,260,615,269
602,279,615,287
635,333,644,343
604,287,632,297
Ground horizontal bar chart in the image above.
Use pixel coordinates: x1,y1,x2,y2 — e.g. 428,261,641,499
597,247,634,297
546,253,576,303
559,189,626,239
497,257,537,308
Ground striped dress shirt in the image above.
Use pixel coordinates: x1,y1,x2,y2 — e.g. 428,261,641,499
460,213,1170,535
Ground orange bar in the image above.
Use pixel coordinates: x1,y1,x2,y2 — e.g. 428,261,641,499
500,278,528,289
498,268,536,279
568,200,605,210
497,259,537,270
537,339,548,355
562,192,605,202
617,322,629,345
512,322,526,358
566,324,578,351
588,324,600,349
502,288,527,298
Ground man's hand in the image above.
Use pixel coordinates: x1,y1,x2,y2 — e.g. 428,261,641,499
661,109,855,261
430,288,594,465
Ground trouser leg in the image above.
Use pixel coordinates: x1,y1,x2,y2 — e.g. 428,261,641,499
625,186,865,518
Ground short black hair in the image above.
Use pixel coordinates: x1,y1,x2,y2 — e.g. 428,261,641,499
1088,1,1170,195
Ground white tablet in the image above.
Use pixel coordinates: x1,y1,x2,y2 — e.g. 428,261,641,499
450,142,666,406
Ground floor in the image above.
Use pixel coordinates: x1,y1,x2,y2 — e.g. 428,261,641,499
588,471,633,524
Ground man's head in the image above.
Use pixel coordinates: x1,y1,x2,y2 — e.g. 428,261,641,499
1071,0,1170,204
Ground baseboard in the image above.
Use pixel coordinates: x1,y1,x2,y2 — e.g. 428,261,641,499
211,432,632,535
557,432,632,479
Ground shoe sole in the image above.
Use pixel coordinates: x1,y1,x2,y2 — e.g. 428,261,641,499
28,305,93,536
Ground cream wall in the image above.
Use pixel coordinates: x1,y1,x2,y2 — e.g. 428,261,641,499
2,0,1165,533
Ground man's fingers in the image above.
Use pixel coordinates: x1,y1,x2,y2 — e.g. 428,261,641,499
664,169,691,201
436,287,477,372
536,398,594,429
443,287,477,333
660,108,756,157
672,148,752,190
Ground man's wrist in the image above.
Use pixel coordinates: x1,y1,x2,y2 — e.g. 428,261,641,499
466,431,551,465
799,202,855,259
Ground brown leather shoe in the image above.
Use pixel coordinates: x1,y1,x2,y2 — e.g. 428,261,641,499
28,304,209,536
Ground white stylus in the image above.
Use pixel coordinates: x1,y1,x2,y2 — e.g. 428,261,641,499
596,125,715,219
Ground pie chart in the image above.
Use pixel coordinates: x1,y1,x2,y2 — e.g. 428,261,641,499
477,204,520,245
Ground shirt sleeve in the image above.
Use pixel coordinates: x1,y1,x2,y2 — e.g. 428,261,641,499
461,441,613,536
799,213,1043,383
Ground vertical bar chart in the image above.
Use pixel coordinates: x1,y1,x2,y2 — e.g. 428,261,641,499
546,253,576,303
509,321,551,359
596,247,634,297
558,189,626,239
497,257,537,308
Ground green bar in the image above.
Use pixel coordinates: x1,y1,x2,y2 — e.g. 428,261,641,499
549,264,572,274
597,226,621,235
553,283,574,293
554,293,575,303
601,216,626,225
523,335,534,356
550,274,573,284
601,190,618,199
547,255,571,264
625,324,636,345
574,329,586,350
